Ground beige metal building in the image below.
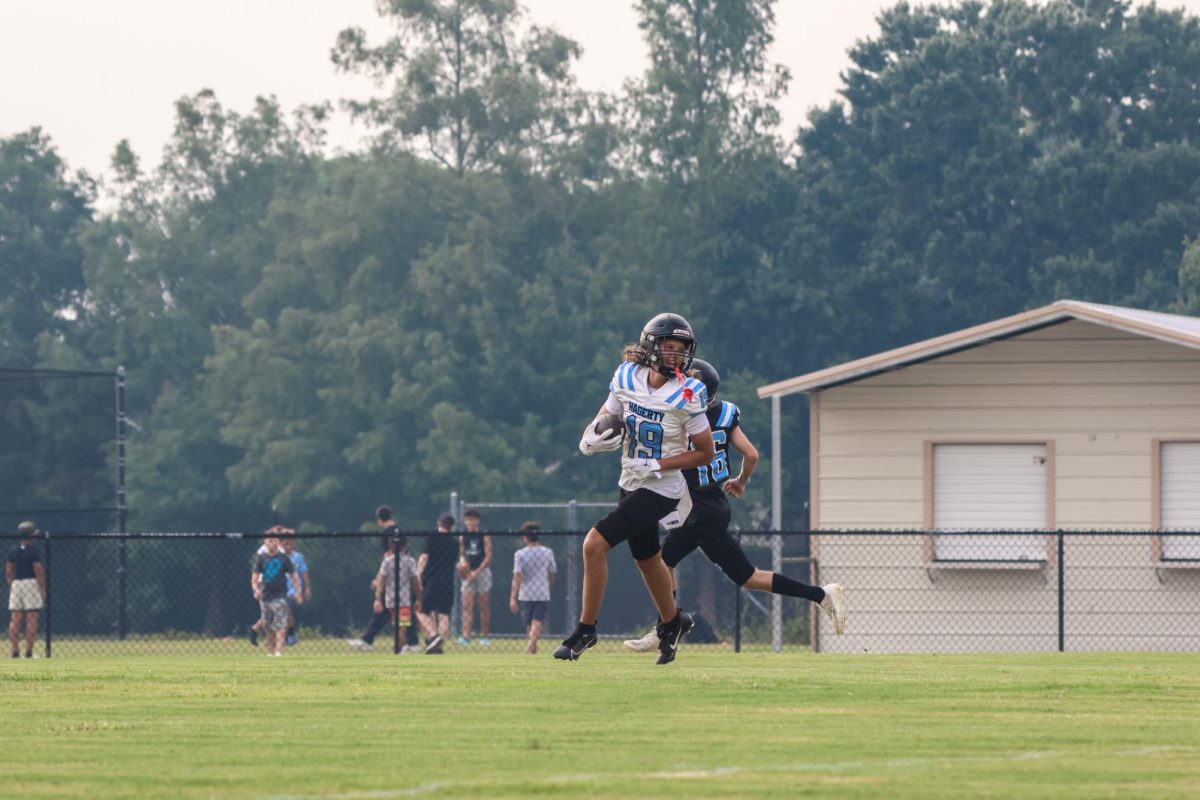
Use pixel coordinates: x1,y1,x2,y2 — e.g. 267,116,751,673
757,300,1200,653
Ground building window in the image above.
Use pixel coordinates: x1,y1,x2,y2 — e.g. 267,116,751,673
931,443,1050,562
1160,442,1200,560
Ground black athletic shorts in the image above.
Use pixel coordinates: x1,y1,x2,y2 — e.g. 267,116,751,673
594,488,679,561
422,582,454,616
661,489,755,585
519,600,548,627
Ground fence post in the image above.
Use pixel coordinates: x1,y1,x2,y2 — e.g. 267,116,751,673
393,533,402,656
43,530,52,659
566,500,580,631
734,530,742,653
1057,530,1065,653
771,395,783,653
116,366,128,640
449,492,459,524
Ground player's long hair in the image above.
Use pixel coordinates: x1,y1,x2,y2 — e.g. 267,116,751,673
622,343,650,365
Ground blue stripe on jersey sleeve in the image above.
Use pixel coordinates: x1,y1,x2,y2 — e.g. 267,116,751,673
668,378,701,409
628,362,638,388
720,401,740,427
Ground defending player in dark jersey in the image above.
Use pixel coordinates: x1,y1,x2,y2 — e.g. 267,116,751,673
624,359,845,651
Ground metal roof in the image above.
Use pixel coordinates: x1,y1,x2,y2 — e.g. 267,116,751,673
756,300,1200,399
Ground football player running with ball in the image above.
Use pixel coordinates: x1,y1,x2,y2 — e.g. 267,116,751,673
558,313,715,665
624,359,845,652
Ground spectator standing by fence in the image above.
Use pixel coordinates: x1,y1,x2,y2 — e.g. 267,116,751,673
417,513,457,654
251,532,300,657
457,508,493,646
510,522,556,654
377,506,421,651
280,531,310,647
7,521,45,659
349,533,425,653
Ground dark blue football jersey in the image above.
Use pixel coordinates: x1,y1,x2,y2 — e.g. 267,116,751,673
683,400,740,491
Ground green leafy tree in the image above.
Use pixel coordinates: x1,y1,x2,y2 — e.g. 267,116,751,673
333,0,593,176
0,130,105,522
630,0,788,178
790,0,1200,364
0,129,93,366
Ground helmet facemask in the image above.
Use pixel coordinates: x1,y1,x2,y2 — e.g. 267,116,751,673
642,334,696,377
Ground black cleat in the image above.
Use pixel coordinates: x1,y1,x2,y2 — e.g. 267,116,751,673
553,625,598,661
248,627,259,647
655,611,693,665
424,634,444,655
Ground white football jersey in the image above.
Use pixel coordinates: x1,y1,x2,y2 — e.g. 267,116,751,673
604,361,711,498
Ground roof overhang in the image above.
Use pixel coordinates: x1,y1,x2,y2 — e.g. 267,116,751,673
757,300,1200,399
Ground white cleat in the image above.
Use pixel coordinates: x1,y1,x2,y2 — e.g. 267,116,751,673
819,583,846,634
623,628,658,653
346,639,373,652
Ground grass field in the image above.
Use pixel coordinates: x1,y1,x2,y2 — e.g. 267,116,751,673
2,652,1198,798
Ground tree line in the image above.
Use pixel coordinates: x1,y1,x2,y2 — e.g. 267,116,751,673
4,0,1200,537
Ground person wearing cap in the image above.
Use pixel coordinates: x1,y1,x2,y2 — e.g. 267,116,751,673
7,521,46,658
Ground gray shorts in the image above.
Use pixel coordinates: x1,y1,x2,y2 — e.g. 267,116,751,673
260,598,289,631
461,566,492,595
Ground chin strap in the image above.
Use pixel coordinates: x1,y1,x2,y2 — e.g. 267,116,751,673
673,367,693,402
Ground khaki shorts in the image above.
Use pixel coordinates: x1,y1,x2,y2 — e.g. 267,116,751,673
8,579,43,612
461,566,492,595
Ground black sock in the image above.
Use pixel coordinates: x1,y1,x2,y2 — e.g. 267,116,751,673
579,622,596,634
771,573,825,603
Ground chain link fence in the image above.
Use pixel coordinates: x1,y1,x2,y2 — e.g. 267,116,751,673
3,531,1198,657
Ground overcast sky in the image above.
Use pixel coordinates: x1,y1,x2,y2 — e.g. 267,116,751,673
4,0,1198,188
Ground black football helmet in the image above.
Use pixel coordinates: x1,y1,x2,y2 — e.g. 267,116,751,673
688,358,720,408
639,313,697,376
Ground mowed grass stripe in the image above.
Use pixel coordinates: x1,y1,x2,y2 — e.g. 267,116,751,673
1,653,1198,798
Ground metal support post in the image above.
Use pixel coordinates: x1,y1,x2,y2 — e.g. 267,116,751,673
734,530,743,653
771,395,783,653
566,500,580,629
44,530,52,658
1057,531,1065,652
116,366,128,640
393,533,402,655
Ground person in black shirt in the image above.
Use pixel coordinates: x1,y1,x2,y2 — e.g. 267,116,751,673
456,507,493,646
7,521,46,658
416,513,457,654
251,532,299,657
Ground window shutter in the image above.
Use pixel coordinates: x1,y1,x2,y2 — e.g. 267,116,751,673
933,444,1048,561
